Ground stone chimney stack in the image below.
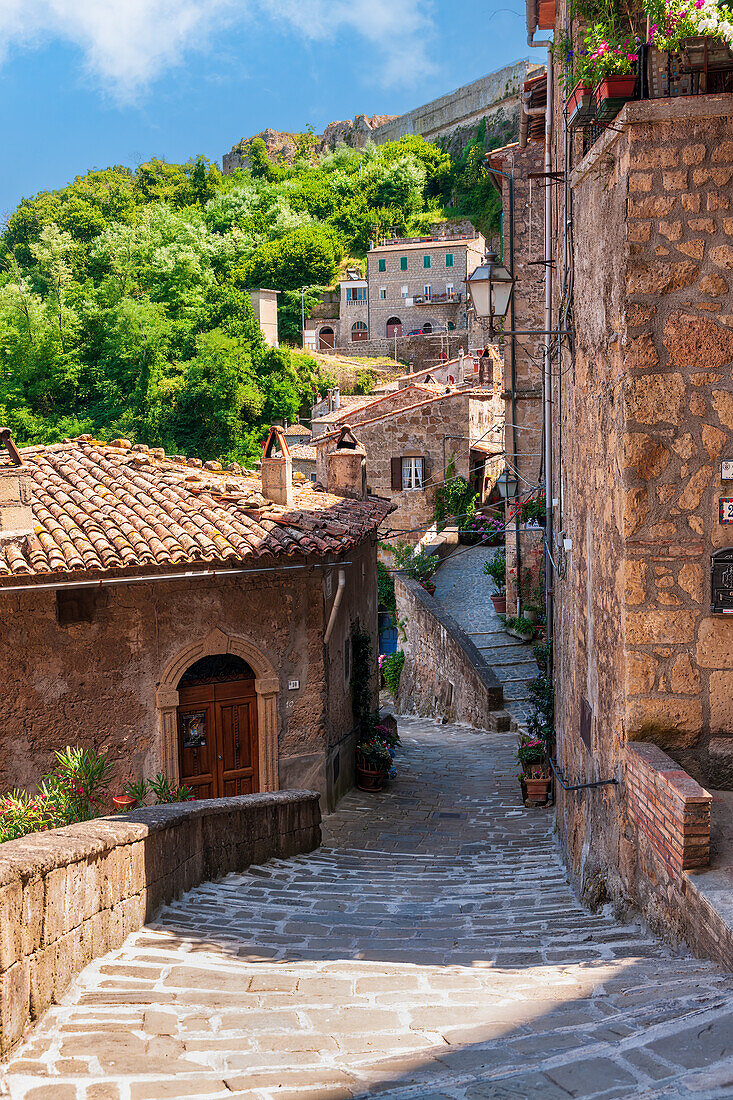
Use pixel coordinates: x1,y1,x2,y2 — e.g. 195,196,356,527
0,429,33,538
261,426,293,507
327,426,367,500
332,387,340,411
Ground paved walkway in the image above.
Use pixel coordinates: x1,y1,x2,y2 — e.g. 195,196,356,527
433,546,536,723
4,719,733,1099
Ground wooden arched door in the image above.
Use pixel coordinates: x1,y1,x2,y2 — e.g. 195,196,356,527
177,655,259,798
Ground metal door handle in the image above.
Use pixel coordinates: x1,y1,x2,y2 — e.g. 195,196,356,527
218,755,223,760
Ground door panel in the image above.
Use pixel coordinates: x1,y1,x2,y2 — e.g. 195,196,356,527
177,678,259,799
178,685,217,798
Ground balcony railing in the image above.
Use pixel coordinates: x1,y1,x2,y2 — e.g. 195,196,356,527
568,39,733,154
412,292,462,305
344,297,367,305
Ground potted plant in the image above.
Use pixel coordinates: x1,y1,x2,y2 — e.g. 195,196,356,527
112,794,138,812
566,79,596,126
356,735,393,792
532,638,552,673
482,551,507,614
517,736,551,804
506,615,536,642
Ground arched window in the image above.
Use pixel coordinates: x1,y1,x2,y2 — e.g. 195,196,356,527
386,317,402,338
422,321,433,334
351,321,368,342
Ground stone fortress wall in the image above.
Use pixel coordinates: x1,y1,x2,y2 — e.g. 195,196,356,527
222,59,545,174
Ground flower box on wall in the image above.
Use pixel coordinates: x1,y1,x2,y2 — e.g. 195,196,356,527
594,75,638,119
566,80,595,127
681,35,733,70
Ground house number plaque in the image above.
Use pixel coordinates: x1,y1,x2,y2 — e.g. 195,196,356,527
723,461,733,480
711,549,733,613
720,498,733,524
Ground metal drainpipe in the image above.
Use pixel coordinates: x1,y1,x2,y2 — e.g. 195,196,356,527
542,49,554,636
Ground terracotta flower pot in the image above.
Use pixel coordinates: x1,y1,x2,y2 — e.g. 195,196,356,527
356,763,385,792
422,581,436,596
112,794,137,812
491,593,507,614
525,778,551,803
566,80,595,126
594,75,638,120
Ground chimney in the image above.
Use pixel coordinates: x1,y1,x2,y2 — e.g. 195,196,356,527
0,429,33,538
327,388,334,412
332,387,340,410
260,426,293,507
327,426,367,500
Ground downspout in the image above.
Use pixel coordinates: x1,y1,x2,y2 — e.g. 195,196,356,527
542,49,554,642
324,567,346,645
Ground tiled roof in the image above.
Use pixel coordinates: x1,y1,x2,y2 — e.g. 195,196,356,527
312,395,376,424
313,387,497,444
282,425,311,437
289,443,317,461
0,438,391,583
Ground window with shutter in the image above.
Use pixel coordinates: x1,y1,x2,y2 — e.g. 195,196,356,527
401,457,425,491
391,457,402,491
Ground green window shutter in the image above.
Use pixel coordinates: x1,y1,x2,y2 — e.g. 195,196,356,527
378,258,386,272
446,253,453,267
423,255,431,269
400,256,408,271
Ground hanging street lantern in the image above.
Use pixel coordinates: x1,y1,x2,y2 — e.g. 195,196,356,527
465,251,515,337
495,467,519,502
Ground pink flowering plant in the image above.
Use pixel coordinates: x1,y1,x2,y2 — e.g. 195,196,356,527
576,24,640,81
645,0,733,53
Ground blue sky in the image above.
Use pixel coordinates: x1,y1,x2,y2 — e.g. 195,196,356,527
0,0,530,218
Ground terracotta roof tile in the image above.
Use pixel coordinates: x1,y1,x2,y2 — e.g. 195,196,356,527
0,439,392,584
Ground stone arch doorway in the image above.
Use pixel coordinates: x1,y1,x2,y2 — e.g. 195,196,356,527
156,629,280,793
351,321,368,342
386,317,402,338
177,654,259,799
319,326,335,350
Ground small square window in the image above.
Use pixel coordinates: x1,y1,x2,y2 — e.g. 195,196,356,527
402,456,425,491
400,257,408,271
423,255,431,269
378,258,386,272
379,287,387,299
445,253,454,267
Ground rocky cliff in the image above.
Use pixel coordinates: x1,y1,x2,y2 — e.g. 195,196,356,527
223,114,398,174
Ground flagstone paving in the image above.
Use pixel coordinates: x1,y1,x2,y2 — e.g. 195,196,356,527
4,718,733,1099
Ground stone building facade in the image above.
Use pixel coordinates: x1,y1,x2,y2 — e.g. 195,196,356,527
313,382,504,546
0,434,390,811
527,15,733,944
366,232,485,341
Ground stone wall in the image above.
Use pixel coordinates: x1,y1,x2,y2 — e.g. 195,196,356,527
315,390,504,545
552,95,733,933
0,791,321,1056
369,61,544,147
394,574,504,725
317,333,470,372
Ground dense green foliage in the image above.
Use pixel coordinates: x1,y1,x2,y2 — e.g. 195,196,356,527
0,130,503,464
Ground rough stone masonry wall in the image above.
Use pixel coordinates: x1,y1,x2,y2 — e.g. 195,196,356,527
394,574,503,726
0,791,321,1057
555,96,733,935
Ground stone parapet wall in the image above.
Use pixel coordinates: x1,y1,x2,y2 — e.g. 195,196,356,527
320,333,469,372
0,791,320,1056
394,573,503,726
626,741,711,874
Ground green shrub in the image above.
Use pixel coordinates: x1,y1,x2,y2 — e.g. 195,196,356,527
381,650,405,697
393,543,439,585
482,551,506,593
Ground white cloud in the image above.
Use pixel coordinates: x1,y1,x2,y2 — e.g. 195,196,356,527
0,0,435,99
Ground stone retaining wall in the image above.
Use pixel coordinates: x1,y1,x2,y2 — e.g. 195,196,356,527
0,791,320,1056
394,573,503,726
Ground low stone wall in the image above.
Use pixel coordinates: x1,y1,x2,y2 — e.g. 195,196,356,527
0,791,320,1056
322,333,469,372
626,742,711,874
394,573,503,727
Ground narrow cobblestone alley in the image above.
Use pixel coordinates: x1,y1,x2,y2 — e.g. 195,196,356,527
432,547,536,723
4,718,733,1100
